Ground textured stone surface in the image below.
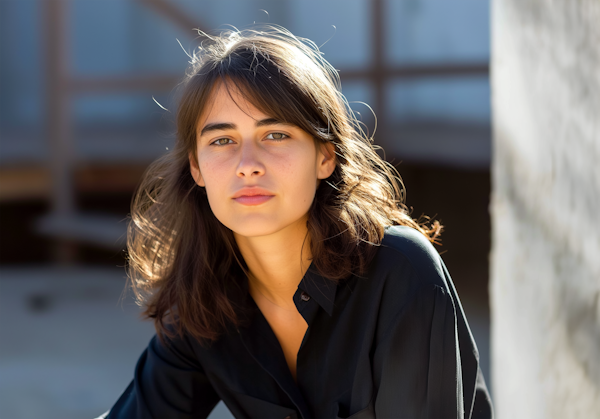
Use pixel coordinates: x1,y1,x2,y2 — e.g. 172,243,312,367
490,0,600,417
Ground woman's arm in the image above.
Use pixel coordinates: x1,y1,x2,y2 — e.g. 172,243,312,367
105,330,220,419
372,227,493,419
372,282,493,419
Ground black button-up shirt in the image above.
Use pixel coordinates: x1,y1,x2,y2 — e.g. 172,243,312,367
105,226,493,418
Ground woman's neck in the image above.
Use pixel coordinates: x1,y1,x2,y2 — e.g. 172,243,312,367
234,215,312,310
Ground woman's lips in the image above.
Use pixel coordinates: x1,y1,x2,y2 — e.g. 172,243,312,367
233,195,274,206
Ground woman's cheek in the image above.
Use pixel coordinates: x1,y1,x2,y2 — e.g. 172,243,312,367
199,157,225,189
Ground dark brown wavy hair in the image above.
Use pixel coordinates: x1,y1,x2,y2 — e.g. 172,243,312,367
127,25,442,344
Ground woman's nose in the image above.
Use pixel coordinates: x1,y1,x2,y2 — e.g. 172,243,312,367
236,141,265,178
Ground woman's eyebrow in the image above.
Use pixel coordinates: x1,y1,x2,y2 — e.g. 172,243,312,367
199,118,295,136
255,118,295,128
200,122,236,137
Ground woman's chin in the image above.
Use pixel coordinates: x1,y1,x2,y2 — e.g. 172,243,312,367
227,216,306,240
227,220,284,239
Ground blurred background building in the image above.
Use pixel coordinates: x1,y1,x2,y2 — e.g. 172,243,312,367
0,1,492,418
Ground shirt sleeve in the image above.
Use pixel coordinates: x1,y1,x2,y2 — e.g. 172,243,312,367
372,282,464,418
106,331,220,419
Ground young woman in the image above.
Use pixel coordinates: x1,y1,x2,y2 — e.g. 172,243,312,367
104,26,493,419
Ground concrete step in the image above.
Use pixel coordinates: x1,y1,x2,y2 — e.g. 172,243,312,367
36,212,128,250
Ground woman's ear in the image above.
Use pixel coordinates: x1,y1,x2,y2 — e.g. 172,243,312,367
317,142,336,180
189,152,206,187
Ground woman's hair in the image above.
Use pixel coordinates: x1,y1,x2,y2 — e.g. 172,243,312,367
127,25,442,344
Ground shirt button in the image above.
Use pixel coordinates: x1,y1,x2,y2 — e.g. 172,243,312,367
300,292,311,302
283,416,292,419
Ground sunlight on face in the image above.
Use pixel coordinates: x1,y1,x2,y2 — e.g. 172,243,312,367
189,82,335,239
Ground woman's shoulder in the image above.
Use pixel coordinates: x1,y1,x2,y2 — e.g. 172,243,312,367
360,226,452,311
369,225,449,294
382,225,440,261
365,226,456,337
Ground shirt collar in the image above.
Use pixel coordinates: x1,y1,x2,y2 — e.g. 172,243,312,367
236,261,339,317
297,262,337,316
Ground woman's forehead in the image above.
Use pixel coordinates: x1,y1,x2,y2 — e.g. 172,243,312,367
196,81,273,131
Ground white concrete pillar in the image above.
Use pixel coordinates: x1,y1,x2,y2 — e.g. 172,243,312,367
490,0,600,418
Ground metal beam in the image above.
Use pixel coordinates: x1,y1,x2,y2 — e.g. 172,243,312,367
136,0,206,34
372,0,385,119
44,0,77,262
339,63,490,81
69,74,181,94
44,0,73,215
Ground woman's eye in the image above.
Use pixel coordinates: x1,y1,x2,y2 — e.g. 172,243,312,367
266,132,289,141
211,138,233,146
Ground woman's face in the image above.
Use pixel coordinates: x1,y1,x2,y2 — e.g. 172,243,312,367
189,82,336,239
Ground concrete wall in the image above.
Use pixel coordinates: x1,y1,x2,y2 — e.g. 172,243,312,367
490,0,600,418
